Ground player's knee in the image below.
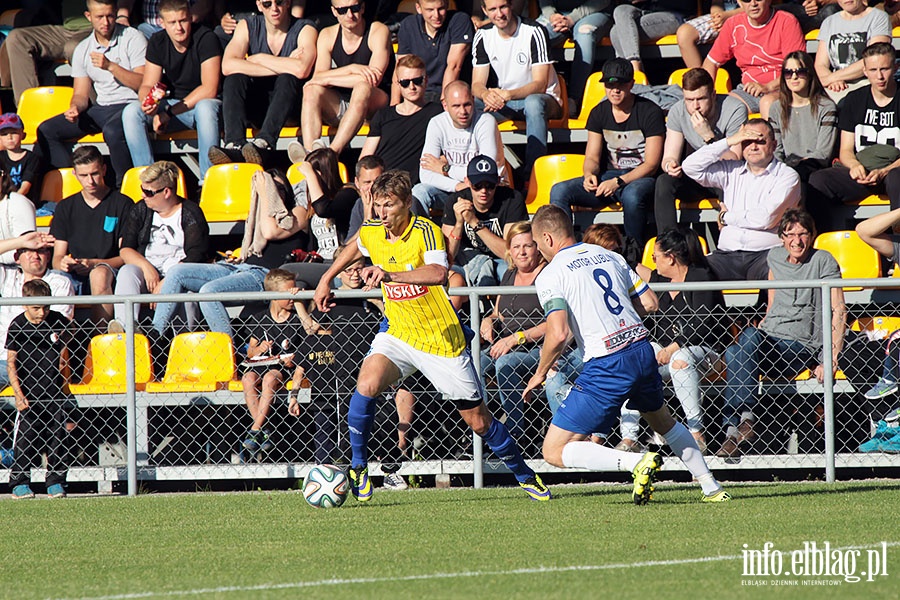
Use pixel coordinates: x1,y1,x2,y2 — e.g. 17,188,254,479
542,439,564,467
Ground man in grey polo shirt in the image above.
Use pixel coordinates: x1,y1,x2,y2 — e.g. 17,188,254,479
36,0,146,186
655,67,746,232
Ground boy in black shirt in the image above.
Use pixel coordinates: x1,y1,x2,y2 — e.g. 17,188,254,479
0,112,43,201
7,279,72,499
239,269,306,454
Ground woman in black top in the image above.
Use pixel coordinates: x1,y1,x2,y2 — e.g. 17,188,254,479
620,227,726,454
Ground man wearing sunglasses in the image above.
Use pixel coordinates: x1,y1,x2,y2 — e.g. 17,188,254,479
703,0,806,119
396,0,474,104
209,0,317,167
472,0,563,183
441,155,526,287
359,55,442,187
288,0,393,161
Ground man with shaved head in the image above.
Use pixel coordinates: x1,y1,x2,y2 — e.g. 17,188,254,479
413,80,506,214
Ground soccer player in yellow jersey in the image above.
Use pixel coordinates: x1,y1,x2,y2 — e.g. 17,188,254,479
314,170,550,502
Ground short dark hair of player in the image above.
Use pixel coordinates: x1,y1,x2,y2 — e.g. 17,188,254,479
681,68,714,93
22,278,52,298
264,268,296,291
355,155,385,178
531,205,574,239
371,170,412,204
72,145,104,167
777,207,817,239
160,0,190,14
397,54,426,71
862,41,896,63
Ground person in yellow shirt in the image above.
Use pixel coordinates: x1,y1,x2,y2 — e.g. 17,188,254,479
314,170,549,502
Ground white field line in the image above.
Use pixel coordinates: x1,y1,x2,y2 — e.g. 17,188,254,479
58,542,899,600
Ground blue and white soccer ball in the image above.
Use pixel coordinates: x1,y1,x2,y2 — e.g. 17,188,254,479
302,464,349,508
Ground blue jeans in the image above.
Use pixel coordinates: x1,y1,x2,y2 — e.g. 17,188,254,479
478,94,561,179
411,182,451,214
152,262,268,336
455,249,508,287
481,345,542,438
549,170,655,243
545,346,583,415
539,12,612,105
723,327,816,428
122,97,222,182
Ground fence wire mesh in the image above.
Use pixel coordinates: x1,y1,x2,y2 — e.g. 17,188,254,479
0,281,898,495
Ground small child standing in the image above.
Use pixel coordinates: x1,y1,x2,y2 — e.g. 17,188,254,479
7,279,72,499
240,269,305,454
0,113,43,201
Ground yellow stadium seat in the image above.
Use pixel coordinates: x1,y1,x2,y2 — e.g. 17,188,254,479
813,230,881,290
0,386,13,396
198,163,263,222
69,334,153,394
0,9,22,26
36,167,82,226
17,86,73,144
851,316,900,334
146,332,236,393
286,161,350,186
525,154,584,213
667,68,732,94
641,235,709,270
569,70,648,129
120,166,188,202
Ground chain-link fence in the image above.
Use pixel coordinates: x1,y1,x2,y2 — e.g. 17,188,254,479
1,279,898,496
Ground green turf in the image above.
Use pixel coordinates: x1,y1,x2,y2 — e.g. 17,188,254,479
2,481,898,599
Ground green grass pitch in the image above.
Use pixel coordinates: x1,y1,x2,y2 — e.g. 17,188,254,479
3,481,898,599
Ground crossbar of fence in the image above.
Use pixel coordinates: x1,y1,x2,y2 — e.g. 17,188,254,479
2,276,897,496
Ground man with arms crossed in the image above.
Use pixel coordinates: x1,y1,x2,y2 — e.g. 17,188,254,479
523,205,730,504
314,170,549,503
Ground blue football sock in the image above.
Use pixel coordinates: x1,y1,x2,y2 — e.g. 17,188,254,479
347,390,377,468
482,418,534,483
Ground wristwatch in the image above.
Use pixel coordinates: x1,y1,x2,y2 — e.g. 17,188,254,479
441,163,450,174
516,331,527,345
615,176,626,188
472,222,487,233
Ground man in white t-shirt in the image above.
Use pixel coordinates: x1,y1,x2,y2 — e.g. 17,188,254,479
471,0,562,183
522,205,730,504
111,161,210,330
0,246,75,388
412,80,505,213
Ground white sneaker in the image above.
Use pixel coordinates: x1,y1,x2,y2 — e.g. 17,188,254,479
312,137,329,151
107,319,125,334
383,473,408,490
287,141,307,164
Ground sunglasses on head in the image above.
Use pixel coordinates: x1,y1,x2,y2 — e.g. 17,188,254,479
335,3,362,14
784,67,809,79
141,186,167,197
399,76,425,88
260,0,288,8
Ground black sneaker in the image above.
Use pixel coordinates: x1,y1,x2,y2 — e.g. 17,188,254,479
208,146,235,166
241,140,268,166
242,430,261,452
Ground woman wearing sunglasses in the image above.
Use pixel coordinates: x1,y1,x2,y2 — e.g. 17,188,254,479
768,51,838,197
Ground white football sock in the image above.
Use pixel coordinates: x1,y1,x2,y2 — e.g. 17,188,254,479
661,421,721,495
561,441,643,472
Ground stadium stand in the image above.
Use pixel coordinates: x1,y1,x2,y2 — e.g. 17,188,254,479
145,332,237,393
197,163,263,224
69,333,153,394
17,86,73,144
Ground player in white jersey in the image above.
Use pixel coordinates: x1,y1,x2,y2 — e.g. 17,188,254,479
523,205,730,504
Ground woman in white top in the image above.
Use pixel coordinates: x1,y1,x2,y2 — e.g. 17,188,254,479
815,0,891,101
0,167,37,265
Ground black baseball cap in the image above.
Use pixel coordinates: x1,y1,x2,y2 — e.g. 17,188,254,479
600,58,634,84
467,155,499,187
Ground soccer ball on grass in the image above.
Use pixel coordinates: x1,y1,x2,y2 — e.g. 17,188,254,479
302,464,349,508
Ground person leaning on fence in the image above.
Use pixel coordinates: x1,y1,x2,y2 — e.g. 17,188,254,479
719,208,847,457
241,268,306,454
110,160,210,332
7,279,74,500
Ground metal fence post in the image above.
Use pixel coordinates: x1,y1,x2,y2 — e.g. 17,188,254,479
124,299,137,496
469,290,484,489
821,284,836,484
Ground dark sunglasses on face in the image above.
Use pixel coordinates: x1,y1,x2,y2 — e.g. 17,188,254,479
260,0,288,8
784,67,809,79
472,182,497,191
399,76,425,88
335,3,362,14
141,186,167,197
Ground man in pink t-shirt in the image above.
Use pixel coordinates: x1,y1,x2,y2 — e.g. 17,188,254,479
702,0,805,119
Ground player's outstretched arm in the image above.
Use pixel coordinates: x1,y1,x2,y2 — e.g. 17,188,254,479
523,310,569,403
314,243,365,311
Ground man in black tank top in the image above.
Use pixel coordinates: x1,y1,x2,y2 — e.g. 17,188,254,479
211,0,318,166
289,0,394,161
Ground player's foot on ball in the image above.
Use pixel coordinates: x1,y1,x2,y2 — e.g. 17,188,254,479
702,489,732,503
519,474,551,501
349,466,373,502
632,451,663,505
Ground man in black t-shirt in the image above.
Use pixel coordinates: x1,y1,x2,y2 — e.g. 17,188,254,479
359,55,443,186
548,58,665,246
122,0,223,184
441,155,527,286
50,146,132,323
808,42,900,234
